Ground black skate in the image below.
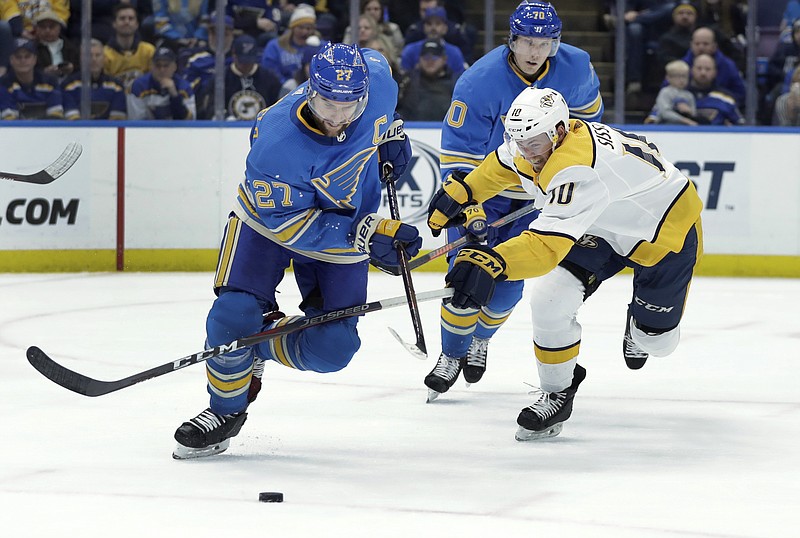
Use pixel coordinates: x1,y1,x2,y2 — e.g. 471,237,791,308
623,311,649,370
424,353,465,403
173,408,248,459
463,336,489,385
515,364,587,441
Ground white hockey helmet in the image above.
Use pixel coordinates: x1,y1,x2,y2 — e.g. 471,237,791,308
504,87,569,157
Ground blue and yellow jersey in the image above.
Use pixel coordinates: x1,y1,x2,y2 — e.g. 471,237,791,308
0,71,63,120
440,44,603,198
234,49,399,264
62,73,127,120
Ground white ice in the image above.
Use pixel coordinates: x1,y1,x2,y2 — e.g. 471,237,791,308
1,272,799,537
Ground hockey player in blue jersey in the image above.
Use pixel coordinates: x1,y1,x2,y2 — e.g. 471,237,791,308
425,1,604,401
173,42,420,459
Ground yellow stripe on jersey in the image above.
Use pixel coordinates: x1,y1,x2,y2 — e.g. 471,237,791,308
628,182,704,267
477,308,512,330
538,120,595,191
534,340,580,365
440,153,484,167
237,185,259,218
214,216,243,289
267,316,304,369
206,363,253,398
440,303,479,336
296,102,325,136
494,230,574,281
508,54,551,85
465,151,524,202
570,94,604,119
271,209,319,244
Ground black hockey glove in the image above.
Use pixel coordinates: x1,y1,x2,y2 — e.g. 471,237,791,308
445,245,507,310
427,170,475,237
377,114,412,183
354,213,422,267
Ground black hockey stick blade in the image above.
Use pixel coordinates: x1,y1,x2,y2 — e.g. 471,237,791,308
26,287,454,397
370,202,540,276
0,142,82,184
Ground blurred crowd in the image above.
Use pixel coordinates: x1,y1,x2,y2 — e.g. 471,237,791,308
0,0,797,126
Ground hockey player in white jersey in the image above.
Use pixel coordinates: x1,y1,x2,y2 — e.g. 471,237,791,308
428,87,703,440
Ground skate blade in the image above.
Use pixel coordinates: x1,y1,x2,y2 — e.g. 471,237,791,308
515,422,564,442
426,389,441,403
172,439,231,460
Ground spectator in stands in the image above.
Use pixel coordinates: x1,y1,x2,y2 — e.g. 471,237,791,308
657,2,697,68
773,65,800,126
219,34,280,120
398,38,456,121
64,0,118,44
681,26,745,105
404,0,473,63
62,38,126,120
364,36,403,88
104,4,156,89
767,19,800,97
33,10,78,82
17,0,70,37
615,0,677,94
688,52,743,125
183,11,235,117
1,0,24,77
647,59,698,124
0,37,63,119
343,0,404,53
152,0,209,51
128,46,196,119
385,0,418,33
260,3,320,83
781,1,800,34
346,13,397,66
400,7,465,76
695,0,747,68
227,0,282,46
276,41,317,98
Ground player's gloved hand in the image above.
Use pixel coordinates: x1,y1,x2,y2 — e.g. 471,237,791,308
377,115,412,183
445,245,507,309
427,170,475,237
463,204,488,242
354,213,422,267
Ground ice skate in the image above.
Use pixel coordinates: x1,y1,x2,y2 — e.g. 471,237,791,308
424,353,464,402
463,336,489,385
623,312,648,370
515,364,586,441
173,408,248,459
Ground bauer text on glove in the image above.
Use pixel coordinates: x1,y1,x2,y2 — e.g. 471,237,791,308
354,213,422,267
427,170,475,237
445,245,507,310
377,116,412,182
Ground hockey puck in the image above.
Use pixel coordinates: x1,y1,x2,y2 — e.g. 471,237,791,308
259,491,284,503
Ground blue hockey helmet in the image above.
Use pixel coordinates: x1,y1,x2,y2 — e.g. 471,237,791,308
307,42,370,127
509,1,562,57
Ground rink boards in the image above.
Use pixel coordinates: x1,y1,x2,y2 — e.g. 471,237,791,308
0,122,798,277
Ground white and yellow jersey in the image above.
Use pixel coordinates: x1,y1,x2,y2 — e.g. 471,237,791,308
463,120,704,280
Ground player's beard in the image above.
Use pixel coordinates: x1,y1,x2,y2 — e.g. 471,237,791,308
320,120,349,138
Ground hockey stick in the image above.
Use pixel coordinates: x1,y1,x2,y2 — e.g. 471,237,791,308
26,287,454,397
383,164,429,359
0,142,83,185
372,202,539,276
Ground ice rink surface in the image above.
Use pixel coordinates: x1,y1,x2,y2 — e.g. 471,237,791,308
1,271,799,537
